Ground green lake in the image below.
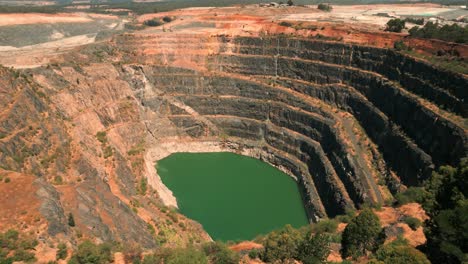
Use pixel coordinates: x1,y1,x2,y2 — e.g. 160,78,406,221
157,152,308,241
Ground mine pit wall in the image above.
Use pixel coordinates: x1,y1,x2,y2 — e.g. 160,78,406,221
210,36,467,177
130,35,467,219
142,67,382,218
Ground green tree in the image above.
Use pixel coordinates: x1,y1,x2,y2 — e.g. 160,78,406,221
68,213,75,227
260,225,302,262
341,208,382,258
386,19,405,33
372,240,430,264
296,232,330,264
422,159,468,263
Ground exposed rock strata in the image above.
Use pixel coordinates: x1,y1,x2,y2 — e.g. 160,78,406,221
0,32,466,245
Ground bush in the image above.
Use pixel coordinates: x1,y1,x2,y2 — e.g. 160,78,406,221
386,19,405,33
373,241,430,264
296,233,330,264
56,243,67,260
394,40,409,51
394,187,426,206
68,213,75,227
0,229,37,263
279,21,292,27
144,19,163,27
96,131,107,144
162,16,172,23
317,3,332,12
341,209,383,258
260,225,302,262
202,241,239,264
404,17,424,25
123,243,142,264
138,178,148,195
165,247,207,264
310,219,338,233
68,240,113,264
403,216,422,230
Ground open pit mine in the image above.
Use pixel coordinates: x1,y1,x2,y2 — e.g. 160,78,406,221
0,4,467,263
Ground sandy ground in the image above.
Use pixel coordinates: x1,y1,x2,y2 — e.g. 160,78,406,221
0,13,94,26
0,34,97,68
280,4,458,27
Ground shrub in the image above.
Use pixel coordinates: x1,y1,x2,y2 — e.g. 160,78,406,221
248,249,260,259
123,243,142,264
0,230,37,263
203,241,239,264
403,216,422,230
260,225,302,262
68,240,113,264
341,209,383,258
103,146,113,159
138,178,148,195
296,232,330,264
404,17,424,25
165,247,207,264
96,131,107,144
310,219,338,233
394,40,408,51
394,187,426,206
162,16,172,23
56,243,67,260
372,240,430,264
279,21,292,27
386,19,405,33
68,213,75,227
144,19,163,27
317,3,332,12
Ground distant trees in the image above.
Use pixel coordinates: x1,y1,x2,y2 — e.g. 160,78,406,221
287,0,294,6
386,19,406,33
409,22,468,44
317,3,332,12
341,208,382,258
144,18,164,27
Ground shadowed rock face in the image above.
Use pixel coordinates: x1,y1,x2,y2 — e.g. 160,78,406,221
0,33,466,245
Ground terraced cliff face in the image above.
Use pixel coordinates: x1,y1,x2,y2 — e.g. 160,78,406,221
1,28,466,247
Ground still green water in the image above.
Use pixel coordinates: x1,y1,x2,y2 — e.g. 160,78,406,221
157,152,308,241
